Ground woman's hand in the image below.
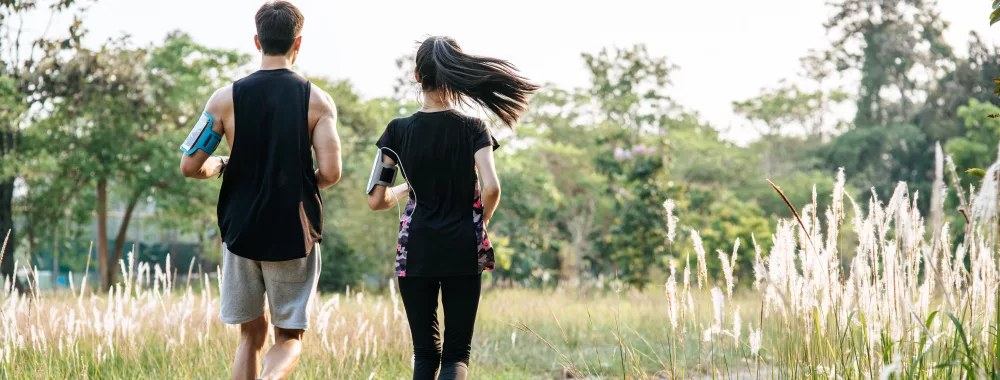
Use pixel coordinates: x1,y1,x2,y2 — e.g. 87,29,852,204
368,182,409,211
387,183,410,205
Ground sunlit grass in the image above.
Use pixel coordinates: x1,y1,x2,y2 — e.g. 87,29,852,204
1,271,736,379
4,166,1000,379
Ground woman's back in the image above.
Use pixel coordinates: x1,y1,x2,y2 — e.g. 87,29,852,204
376,110,498,277
365,35,535,380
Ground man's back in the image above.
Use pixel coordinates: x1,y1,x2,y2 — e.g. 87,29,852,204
177,3,342,379
218,69,322,261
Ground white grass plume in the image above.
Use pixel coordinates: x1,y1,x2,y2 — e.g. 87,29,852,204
691,229,708,289
663,199,678,243
971,162,1000,224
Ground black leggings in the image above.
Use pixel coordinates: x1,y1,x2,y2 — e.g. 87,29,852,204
397,275,481,380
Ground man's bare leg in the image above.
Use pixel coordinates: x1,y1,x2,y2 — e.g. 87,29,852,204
260,327,304,380
233,315,269,380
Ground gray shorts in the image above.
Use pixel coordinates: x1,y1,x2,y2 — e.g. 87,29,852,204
218,243,321,330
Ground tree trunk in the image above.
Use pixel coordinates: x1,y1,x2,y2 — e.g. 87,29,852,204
26,212,34,274
0,177,15,284
762,139,775,177
560,200,595,285
52,221,60,291
899,73,908,123
111,190,143,281
96,179,111,292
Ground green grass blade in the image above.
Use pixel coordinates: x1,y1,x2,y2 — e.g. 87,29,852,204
908,310,940,379
944,310,977,374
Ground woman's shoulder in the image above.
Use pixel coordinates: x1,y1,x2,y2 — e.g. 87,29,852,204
442,111,487,131
385,115,418,133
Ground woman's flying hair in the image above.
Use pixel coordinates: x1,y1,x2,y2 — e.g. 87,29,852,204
415,36,539,127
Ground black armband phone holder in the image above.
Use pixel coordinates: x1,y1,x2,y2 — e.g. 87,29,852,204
366,148,398,194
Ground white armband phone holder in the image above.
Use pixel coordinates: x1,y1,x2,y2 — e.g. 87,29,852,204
366,148,398,194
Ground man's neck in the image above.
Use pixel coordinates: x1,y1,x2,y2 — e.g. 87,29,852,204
260,54,293,71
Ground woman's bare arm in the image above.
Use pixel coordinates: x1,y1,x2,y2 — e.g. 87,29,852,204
367,154,409,211
474,147,501,223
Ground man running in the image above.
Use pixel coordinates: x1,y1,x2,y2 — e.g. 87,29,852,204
179,2,341,379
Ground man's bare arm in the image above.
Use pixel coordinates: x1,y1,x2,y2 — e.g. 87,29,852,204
180,86,230,179
181,155,227,179
312,88,342,190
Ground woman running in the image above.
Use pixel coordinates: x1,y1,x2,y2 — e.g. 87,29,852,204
367,36,538,380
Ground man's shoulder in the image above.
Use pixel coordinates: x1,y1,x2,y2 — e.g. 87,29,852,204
309,84,334,104
308,84,336,115
206,85,234,113
209,85,234,105
305,83,335,128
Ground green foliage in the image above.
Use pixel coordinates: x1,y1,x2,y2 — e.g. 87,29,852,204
316,229,364,293
581,45,677,136
947,99,1000,171
822,124,931,208
19,32,246,289
0,0,92,281
826,0,952,127
11,0,1000,295
305,76,420,287
577,45,675,287
733,82,842,138
917,33,1000,143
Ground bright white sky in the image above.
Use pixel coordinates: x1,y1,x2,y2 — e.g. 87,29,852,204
23,0,1000,143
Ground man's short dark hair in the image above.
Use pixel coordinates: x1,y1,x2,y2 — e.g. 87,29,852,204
255,1,304,56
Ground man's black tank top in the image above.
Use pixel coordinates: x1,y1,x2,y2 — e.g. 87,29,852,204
218,69,322,261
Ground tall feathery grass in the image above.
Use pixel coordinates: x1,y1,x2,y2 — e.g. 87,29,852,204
534,148,1000,379
2,147,1000,379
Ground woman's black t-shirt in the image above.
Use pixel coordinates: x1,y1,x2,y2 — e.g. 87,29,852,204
376,110,498,277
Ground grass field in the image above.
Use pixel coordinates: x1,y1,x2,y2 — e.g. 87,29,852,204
0,277,755,379
5,173,1000,379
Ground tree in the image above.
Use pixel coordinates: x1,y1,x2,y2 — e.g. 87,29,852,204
28,33,245,291
733,82,847,176
582,45,676,288
825,0,952,127
916,32,1000,143
510,88,611,283
0,73,26,278
141,32,247,265
737,83,849,138
581,45,677,139
821,124,932,210
679,187,772,283
488,144,561,281
0,0,88,287
946,99,1000,183
734,83,824,139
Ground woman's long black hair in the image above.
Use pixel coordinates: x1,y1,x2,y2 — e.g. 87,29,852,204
415,36,539,127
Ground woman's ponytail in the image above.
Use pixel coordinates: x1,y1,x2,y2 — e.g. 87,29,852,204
415,36,539,127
